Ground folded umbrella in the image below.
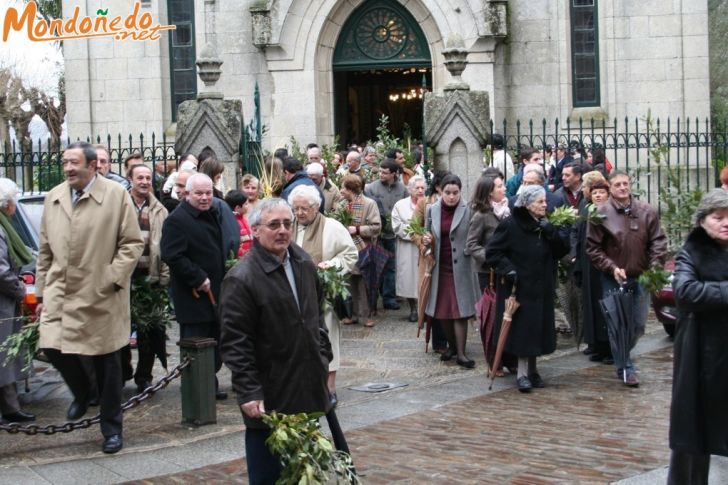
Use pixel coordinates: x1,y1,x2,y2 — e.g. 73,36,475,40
488,279,520,391
599,283,638,383
357,243,392,311
416,247,436,350
476,270,497,369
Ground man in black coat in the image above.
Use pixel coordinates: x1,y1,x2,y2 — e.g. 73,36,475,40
161,173,227,400
219,198,332,485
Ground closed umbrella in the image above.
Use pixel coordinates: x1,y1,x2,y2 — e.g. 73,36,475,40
488,280,521,391
599,283,640,383
357,243,392,311
416,243,436,351
476,270,497,369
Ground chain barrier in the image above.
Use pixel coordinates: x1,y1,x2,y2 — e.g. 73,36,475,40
0,356,193,435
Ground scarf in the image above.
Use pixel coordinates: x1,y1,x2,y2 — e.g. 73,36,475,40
294,212,325,265
0,210,33,268
492,198,511,220
347,195,369,251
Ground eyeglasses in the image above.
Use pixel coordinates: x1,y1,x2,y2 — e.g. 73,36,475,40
261,219,293,230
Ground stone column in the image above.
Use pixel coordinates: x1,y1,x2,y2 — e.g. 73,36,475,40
424,35,490,199
175,43,243,191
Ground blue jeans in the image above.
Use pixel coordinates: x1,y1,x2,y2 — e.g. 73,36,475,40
245,427,282,485
379,237,397,307
599,274,649,371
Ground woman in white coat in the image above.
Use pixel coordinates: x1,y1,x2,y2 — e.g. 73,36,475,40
391,175,426,322
289,185,358,406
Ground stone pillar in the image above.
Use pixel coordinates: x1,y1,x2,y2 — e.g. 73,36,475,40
424,35,490,199
175,43,243,192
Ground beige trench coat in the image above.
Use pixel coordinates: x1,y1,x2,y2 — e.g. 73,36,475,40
36,176,144,355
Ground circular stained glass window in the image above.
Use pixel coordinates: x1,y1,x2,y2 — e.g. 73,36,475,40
354,7,409,60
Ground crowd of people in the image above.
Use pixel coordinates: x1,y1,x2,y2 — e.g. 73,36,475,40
2,138,727,484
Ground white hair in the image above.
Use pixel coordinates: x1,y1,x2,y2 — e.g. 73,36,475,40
306,162,324,176
307,146,321,157
0,178,20,209
185,172,213,192
248,198,293,227
515,185,546,208
523,164,544,176
408,175,426,190
180,160,198,172
288,184,322,208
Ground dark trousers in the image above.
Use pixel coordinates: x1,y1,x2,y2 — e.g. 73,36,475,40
120,341,155,386
379,238,397,307
246,427,282,485
667,450,710,485
44,348,123,437
430,318,449,351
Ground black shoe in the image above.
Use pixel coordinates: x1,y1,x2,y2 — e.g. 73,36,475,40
528,373,545,388
408,311,418,322
2,410,36,422
589,353,605,362
517,376,533,393
88,396,100,407
215,390,228,400
582,346,595,355
67,400,88,420
456,357,475,369
329,392,338,409
602,356,615,365
440,349,455,362
136,381,152,395
383,303,400,310
102,434,123,454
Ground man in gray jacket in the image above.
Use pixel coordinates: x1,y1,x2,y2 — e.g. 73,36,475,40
364,158,409,310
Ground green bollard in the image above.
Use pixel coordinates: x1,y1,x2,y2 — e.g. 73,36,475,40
178,337,217,426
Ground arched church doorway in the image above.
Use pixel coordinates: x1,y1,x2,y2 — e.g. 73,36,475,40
333,0,432,147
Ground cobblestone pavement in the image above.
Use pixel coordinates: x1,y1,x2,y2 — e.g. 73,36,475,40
1,305,681,484
125,345,675,484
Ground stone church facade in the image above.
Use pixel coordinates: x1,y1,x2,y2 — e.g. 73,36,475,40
64,0,710,149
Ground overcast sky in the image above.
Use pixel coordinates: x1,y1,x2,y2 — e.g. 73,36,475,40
0,0,65,96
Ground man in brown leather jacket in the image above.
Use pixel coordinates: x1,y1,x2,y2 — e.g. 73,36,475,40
586,170,667,387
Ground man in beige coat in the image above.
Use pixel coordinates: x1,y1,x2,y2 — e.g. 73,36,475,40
36,142,143,454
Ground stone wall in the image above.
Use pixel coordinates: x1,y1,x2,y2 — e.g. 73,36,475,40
63,0,711,151
493,0,710,126
63,0,171,139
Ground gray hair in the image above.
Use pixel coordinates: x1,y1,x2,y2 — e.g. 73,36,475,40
248,198,293,227
408,175,426,190
288,184,322,208
0,178,20,209
693,188,728,227
515,185,546,208
347,151,362,163
307,146,321,158
523,165,546,185
306,162,324,176
363,146,376,156
185,172,213,192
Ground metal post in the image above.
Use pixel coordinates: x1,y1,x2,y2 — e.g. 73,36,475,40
178,337,217,426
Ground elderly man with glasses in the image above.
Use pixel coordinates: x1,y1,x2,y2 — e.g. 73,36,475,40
220,198,334,485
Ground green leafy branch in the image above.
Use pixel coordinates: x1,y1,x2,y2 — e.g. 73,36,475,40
405,215,427,237
317,267,351,311
638,265,671,294
0,319,38,372
130,276,172,336
547,206,578,227
262,411,359,485
326,206,353,228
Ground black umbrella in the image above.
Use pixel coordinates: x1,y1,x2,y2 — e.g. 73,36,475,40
325,409,357,477
599,283,638,382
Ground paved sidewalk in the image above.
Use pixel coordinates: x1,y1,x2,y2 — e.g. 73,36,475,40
1,307,704,484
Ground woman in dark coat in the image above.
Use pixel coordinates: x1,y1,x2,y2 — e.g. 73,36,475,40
668,189,728,484
486,185,569,392
422,175,479,368
573,175,612,362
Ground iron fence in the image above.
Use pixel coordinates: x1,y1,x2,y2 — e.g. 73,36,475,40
3,116,727,205
489,116,728,207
